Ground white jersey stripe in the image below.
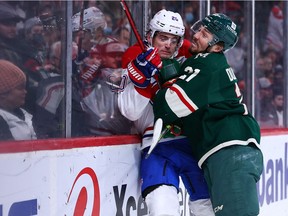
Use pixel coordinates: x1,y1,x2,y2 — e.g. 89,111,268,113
165,84,198,118
243,103,248,115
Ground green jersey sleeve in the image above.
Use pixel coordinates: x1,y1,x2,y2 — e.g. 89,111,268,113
153,52,244,124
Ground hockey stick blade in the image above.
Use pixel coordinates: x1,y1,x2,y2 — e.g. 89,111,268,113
145,119,171,159
145,118,163,159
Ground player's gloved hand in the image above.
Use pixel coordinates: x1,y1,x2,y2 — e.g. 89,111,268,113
161,124,182,138
128,47,162,88
158,59,182,88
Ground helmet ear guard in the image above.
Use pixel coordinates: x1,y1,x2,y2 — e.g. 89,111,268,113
145,31,153,47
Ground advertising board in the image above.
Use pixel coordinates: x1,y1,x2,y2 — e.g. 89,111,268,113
0,133,287,215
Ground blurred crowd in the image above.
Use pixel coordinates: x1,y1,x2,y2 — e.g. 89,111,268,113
0,1,285,141
201,1,285,128
0,1,134,140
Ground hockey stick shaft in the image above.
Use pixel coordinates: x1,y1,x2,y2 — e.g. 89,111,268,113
120,0,145,51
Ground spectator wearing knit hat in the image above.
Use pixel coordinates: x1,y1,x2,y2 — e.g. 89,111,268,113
0,60,37,140
22,16,47,107
23,16,46,72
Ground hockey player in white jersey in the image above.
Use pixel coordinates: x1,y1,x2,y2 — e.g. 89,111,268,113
118,9,214,216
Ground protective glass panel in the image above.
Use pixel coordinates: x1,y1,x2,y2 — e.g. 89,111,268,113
0,1,66,140
0,0,285,142
255,1,285,128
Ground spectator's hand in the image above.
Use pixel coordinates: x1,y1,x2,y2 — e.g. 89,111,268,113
128,47,162,88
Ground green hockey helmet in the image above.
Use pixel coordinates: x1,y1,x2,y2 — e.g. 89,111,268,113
193,13,239,51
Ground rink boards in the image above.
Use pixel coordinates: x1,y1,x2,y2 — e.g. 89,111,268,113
0,132,287,216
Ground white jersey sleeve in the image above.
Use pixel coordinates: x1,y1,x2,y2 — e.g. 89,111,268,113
118,68,151,121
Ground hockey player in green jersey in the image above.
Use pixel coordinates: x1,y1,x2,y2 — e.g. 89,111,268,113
152,13,264,216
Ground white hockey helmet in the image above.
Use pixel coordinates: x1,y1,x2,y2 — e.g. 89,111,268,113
149,9,185,57
72,7,107,33
149,9,185,38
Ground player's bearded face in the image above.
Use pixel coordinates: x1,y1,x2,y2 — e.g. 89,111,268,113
190,25,214,54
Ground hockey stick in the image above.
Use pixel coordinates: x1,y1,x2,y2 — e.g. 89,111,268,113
120,0,168,158
120,0,145,51
145,119,171,159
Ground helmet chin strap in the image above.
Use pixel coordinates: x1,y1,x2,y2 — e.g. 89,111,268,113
205,40,224,53
205,45,224,53
204,45,211,53
205,39,216,53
